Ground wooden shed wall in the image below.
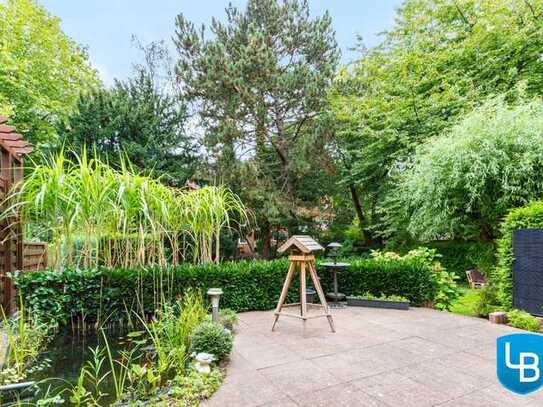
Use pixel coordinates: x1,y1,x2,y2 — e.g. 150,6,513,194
0,116,45,313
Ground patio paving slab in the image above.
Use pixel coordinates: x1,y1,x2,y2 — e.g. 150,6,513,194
208,307,534,406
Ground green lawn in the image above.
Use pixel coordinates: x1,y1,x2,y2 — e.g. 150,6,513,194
450,286,480,317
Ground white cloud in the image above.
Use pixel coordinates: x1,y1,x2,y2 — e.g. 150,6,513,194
91,60,115,88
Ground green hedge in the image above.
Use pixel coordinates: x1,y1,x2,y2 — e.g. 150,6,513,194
14,257,437,326
494,201,543,309
393,241,496,281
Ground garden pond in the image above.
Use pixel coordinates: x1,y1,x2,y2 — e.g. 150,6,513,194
8,329,138,406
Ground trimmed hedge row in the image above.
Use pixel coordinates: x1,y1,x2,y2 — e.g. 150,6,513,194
14,257,437,326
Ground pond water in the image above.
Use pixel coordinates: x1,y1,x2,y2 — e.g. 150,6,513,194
23,329,135,406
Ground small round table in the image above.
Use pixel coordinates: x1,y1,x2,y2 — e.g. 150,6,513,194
320,261,350,308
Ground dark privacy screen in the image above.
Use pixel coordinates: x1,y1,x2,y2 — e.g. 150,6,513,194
513,229,543,316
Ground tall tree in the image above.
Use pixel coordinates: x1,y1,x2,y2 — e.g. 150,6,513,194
330,0,543,243
0,0,99,147
60,42,197,185
175,0,339,257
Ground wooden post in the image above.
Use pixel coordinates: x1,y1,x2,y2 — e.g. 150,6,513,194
0,117,34,314
489,311,507,325
272,261,295,331
14,158,23,273
1,150,12,313
272,253,335,333
308,261,335,332
300,261,307,332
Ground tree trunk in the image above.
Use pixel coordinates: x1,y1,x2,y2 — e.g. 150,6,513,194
349,184,371,247
271,111,295,198
259,218,273,259
272,138,294,197
479,223,495,242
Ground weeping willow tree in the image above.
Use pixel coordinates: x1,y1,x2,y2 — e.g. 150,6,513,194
4,150,248,269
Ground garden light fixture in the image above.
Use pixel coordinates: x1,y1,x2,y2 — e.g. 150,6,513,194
327,242,342,264
207,288,223,322
322,242,350,308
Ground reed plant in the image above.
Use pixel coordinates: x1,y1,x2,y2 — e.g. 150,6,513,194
137,290,207,376
3,149,248,269
0,300,52,385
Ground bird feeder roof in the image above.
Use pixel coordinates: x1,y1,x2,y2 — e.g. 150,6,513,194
277,235,324,254
0,116,32,158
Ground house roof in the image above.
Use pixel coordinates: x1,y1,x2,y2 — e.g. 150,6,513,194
0,116,32,157
184,179,200,190
277,235,324,254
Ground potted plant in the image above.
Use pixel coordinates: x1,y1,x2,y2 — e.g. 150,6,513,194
346,293,410,310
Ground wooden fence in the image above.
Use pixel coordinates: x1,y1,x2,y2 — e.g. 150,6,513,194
0,241,48,312
0,115,35,313
23,242,48,272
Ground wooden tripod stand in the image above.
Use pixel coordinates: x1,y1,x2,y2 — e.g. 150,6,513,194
271,254,335,332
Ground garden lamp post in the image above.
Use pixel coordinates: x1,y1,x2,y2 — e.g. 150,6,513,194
321,242,350,308
327,242,342,264
207,288,223,322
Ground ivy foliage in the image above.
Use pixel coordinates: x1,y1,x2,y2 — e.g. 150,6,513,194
493,200,543,310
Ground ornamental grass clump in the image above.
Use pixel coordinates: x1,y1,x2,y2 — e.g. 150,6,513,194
2,149,248,269
0,301,52,385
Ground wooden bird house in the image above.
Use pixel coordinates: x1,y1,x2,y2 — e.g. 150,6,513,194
277,235,324,255
272,235,334,333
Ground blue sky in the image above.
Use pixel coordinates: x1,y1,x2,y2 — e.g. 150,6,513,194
40,1,402,85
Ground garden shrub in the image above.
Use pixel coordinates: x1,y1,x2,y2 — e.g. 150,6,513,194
14,256,438,326
350,293,408,302
324,255,437,307
429,241,496,279
387,98,543,241
206,309,238,331
167,367,223,404
473,284,501,317
364,247,457,310
449,288,480,317
393,241,496,282
507,309,541,332
493,200,543,309
190,321,233,362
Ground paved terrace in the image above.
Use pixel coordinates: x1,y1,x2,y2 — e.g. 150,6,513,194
205,307,542,407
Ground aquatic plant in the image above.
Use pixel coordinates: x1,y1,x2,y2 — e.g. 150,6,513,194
3,149,248,269
137,290,207,377
6,290,225,405
69,346,109,406
0,300,52,385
